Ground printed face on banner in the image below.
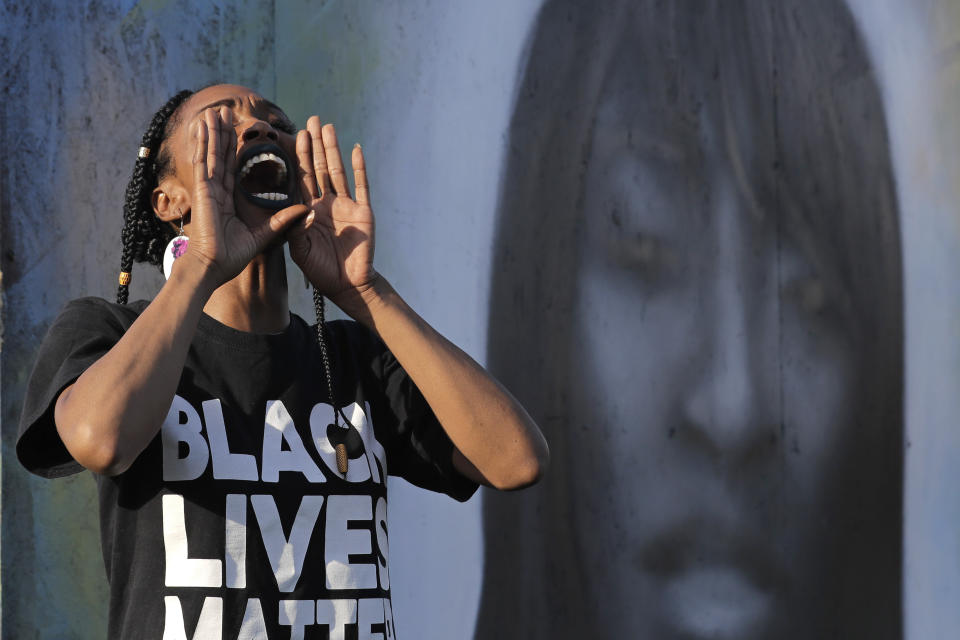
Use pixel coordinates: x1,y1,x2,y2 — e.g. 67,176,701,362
566,58,862,638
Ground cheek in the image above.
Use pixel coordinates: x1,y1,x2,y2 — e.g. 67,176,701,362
279,133,297,158
575,254,700,395
571,260,695,475
778,316,858,481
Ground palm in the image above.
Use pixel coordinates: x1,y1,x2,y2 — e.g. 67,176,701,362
191,170,257,278
183,108,306,284
288,118,377,300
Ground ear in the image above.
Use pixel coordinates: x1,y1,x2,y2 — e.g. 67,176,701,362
152,179,191,223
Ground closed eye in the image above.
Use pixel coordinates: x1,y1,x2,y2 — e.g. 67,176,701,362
269,116,296,136
783,273,853,333
608,229,674,285
786,276,827,315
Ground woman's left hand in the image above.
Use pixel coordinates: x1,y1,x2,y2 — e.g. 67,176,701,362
290,119,548,491
289,116,377,313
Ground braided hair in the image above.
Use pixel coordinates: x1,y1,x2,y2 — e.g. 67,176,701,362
118,89,350,471
118,89,194,304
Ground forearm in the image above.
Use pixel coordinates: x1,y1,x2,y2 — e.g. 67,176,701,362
55,260,219,475
334,276,549,490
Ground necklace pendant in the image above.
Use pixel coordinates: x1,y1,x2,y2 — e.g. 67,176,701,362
335,443,349,475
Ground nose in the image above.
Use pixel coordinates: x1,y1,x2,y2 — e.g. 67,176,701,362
680,184,777,457
682,288,770,456
239,119,279,143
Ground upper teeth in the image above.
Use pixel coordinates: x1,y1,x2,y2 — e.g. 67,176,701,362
252,192,288,201
238,152,287,181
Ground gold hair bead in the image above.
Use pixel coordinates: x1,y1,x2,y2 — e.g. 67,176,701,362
118,271,132,286
137,146,151,159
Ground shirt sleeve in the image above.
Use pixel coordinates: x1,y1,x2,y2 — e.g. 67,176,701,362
16,297,132,478
335,321,479,502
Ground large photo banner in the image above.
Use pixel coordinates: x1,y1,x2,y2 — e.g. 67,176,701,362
480,1,902,637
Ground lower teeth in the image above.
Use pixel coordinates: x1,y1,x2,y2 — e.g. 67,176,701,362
252,192,287,201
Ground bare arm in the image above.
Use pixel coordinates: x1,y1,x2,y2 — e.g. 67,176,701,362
55,108,306,475
54,264,218,475
289,119,549,490
341,277,549,490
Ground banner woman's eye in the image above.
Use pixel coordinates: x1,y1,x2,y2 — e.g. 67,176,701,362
784,273,851,335
622,233,662,269
607,230,675,288
790,276,827,315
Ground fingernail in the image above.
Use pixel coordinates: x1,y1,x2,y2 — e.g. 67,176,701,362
354,143,362,149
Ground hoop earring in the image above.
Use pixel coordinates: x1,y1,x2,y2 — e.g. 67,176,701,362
162,213,189,280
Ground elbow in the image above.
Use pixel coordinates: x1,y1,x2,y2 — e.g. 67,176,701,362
84,448,133,477
523,438,551,487
55,388,133,475
58,420,131,476
494,437,550,491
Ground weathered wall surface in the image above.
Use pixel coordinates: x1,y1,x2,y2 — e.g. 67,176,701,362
3,1,960,639
0,3,281,637
0,1,534,638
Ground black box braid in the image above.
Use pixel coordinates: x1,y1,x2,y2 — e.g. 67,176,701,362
118,88,195,305
117,90,349,473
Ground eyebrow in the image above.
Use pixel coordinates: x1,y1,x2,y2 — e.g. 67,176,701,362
192,97,287,117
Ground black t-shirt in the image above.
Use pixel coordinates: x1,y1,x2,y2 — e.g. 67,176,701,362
17,297,477,640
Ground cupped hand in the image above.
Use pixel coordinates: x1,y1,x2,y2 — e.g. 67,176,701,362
181,107,308,286
288,116,377,308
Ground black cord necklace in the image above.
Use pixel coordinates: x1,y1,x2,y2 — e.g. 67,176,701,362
313,287,352,476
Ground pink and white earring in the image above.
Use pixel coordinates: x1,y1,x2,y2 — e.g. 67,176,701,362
162,214,189,280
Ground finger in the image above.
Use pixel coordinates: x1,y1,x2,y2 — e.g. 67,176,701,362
205,108,222,182
249,204,311,253
307,116,332,196
215,107,231,181
193,119,209,185
352,143,370,206
296,129,319,200
321,123,351,198
269,204,311,233
222,108,238,195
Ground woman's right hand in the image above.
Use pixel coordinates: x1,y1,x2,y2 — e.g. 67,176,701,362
179,107,308,286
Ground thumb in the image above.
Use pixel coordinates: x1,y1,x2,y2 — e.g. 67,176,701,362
248,204,311,253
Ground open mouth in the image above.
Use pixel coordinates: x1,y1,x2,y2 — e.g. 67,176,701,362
236,143,295,210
